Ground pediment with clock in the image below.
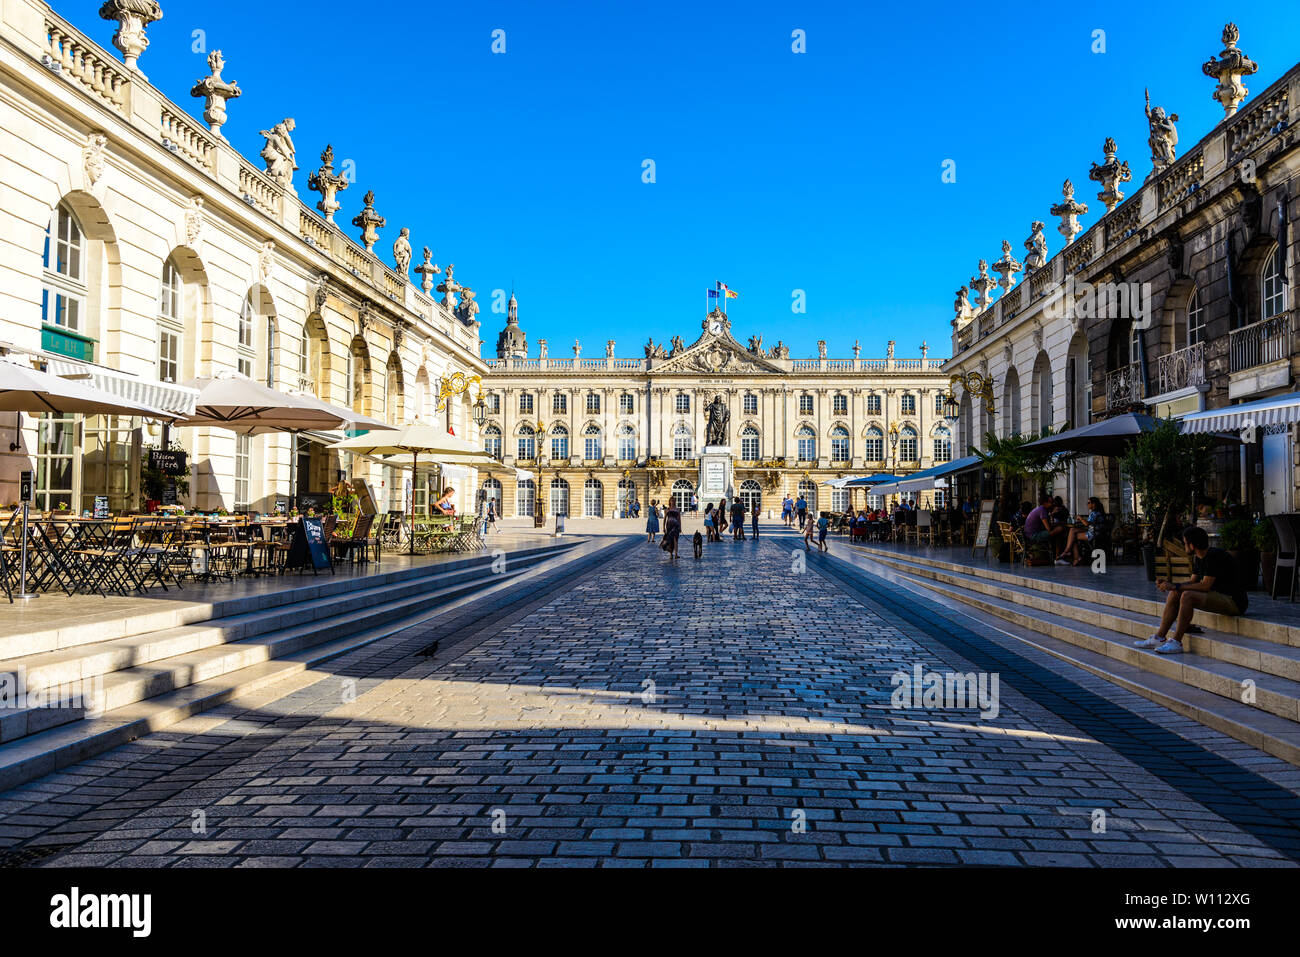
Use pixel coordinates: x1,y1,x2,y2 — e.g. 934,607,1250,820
649,309,786,375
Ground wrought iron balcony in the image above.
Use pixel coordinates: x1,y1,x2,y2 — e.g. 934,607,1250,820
1154,342,1206,395
1105,362,1145,410
1229,313,1291,373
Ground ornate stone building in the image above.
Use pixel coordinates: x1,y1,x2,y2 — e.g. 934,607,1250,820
0,0,485,514
481,308,950,519
947,25,1298,517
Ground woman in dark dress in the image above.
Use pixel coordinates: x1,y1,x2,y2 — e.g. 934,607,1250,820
660,503,682,559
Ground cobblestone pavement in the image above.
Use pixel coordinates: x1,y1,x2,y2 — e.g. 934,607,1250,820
2,532,1298,867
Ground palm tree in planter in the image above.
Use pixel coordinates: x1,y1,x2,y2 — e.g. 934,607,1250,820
971,427,1079,521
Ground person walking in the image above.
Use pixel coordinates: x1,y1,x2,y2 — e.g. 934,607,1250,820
795,494,808,528
803,510,817,551
730,498,745,540
704,503,717,542
716,499,728,537
645,499,660,542
817,511,831,552
691,492,698,514
660,501,682,560
781,495,793,528
485,497,497,534
751,500,760,539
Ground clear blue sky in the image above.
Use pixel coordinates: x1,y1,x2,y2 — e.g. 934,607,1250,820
103,1,1300,360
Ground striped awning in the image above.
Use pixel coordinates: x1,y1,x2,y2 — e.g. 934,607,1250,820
1180,393,1300,434
43,356,198,416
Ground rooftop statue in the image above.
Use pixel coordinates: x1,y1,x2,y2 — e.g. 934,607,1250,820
259,118,298,188
1144,89,1179,175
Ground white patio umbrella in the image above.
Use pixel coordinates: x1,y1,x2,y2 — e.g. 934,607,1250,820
178,373,395,505
329,425,494,554
0,359,177,600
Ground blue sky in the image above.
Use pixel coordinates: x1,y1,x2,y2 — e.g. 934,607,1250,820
100,1,1300,360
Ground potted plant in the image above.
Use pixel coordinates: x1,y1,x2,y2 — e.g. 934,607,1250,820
1221,518,1259,591
1255,518,1279,597
1118,419,1216,581
987,527,1010,563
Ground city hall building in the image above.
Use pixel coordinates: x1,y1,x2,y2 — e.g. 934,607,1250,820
481,304,951,520
945,24,1299,517
0,0,486,515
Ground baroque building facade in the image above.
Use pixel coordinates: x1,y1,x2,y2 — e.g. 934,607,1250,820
0,0,485,515
946,24,1298,517
481,307,950,519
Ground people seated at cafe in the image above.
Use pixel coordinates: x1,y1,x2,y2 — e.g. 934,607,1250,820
1023,495,1067,552
1057,497,1106,566
1011,501,1033,530
1136,525,1247,655
433,487,456,516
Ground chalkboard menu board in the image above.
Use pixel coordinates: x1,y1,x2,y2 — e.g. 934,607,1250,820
972,500,995,556
148,449,187,475
285,517,333,573
93,495,109,519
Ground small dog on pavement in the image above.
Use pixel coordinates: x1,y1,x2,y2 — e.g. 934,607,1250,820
692,531,704,559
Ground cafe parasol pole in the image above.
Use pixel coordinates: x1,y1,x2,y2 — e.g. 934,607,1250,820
409,450,418,556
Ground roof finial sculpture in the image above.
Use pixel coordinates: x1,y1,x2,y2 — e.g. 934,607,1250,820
969,259,996,309
1203,23,1257,118
1144,89,1180,177
190,50,240,141
1049,180,1089,246
1088,137,1133,213
413,247,441,294
99,1,162,75
351,190,385,252
1022,221,1048,273
307,145,348,223
259,118,298,189
991,240,1023,291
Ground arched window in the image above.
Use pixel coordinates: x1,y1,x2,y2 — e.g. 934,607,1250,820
830,426,850,462
583,424,603,461
482,477,502,511
934,426,953,463
157,258,182,383
864,427,884,462
1187,286,1206,346
483,424,502,459
550,424,569,461
798,479,817,512
673,424,693,461
671,479,694,512
42,203,86,334
517,424,536,461
616,422,636,461
739,480,762,515
583,478,604,517
899,426,918,462
740,425,760,461
1263,245,1287,320
1033,352,1054,430
298,325,312,391
796,425,816,461
550,477,570,517
237,295,255,377
516,479,536,517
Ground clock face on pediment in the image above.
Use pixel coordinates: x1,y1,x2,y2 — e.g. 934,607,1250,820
654,316,785,375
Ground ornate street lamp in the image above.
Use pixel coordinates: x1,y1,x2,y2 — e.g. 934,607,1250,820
472,395,487,428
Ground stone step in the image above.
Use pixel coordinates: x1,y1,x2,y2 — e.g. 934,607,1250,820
0,544,575,746
859,545,1300,650
0,538,607,792
893,568,1300,738
0,541,571,661
0,545,561,692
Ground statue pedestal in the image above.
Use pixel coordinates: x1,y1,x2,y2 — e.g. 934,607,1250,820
699,447,733,502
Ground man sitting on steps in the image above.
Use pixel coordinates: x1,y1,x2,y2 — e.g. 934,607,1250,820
1136,525,1248,655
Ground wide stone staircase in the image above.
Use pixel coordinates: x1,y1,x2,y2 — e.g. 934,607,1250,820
857,545,1300,766
0,540,581,791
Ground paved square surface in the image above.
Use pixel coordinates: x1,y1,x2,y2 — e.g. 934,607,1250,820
1,532,1297,867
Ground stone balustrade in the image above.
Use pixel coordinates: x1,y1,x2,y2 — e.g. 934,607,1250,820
43,12,128,112
160,106,217,175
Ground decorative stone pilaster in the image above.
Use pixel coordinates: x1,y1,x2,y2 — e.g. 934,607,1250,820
189,50,240,141
991,241,1022,291
307,145,348,223
98,0,162,75
1202,23,1257,119
351,190,385,252
969,260,996,309
414,247,441,294
1088,138,1132,214
1049,180,1089,245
